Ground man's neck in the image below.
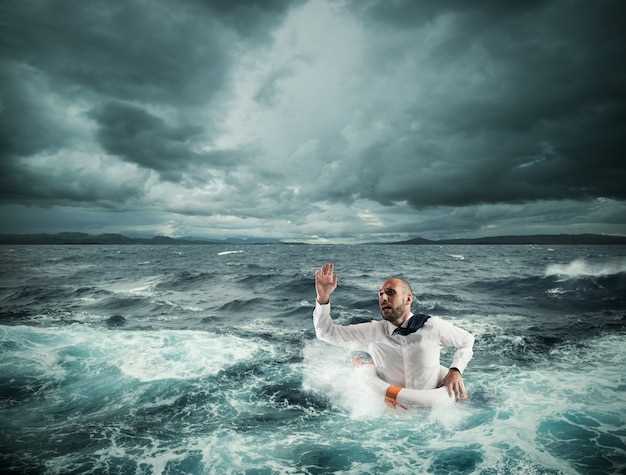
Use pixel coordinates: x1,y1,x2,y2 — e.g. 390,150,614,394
395,311,413,328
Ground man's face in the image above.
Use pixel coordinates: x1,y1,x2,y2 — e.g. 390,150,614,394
378,279,412,326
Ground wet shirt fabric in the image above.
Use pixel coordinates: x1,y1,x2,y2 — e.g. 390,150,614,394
313,302,475,389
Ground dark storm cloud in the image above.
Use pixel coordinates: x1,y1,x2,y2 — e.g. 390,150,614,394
193,0,304,39
325,0,626,208
0,64,66,159
2,0,231,104
88,101,246,181
0,0,624,237
352,0,547,29
0,0,296,204
0,63,143,206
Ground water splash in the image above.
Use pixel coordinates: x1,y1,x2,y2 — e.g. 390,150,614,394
545,258,626,278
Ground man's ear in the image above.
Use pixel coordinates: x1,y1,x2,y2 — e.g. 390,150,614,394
406,292,413,305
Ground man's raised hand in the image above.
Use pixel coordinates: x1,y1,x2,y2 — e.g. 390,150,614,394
315,262,338,304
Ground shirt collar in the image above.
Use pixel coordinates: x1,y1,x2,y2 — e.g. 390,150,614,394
384,312,414,335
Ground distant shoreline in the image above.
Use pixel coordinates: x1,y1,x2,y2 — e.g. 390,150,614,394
1,232,625,245
382,233,626,245
0,233,278,245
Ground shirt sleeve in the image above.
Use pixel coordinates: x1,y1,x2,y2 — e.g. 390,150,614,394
313,301,380,350
432,317,475,374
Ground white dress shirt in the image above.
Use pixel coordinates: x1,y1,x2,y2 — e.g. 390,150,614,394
313,301,475,389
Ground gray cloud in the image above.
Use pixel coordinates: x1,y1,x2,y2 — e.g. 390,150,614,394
2,0,234,105
0,0,295,203
0,0,624,238
310,0,626,208
88,101,247,181
0,63,66,159
351,0,548,30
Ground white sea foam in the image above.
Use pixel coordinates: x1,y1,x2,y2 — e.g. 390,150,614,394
448,254,465,260
34,331,626,474
103,275,163,296
441,314,521,338
1,325,262,382
302,339,468,433
107,331,261,381
545,258,626,278
461,332,626,474
546,287,568,295
218,250,244,256
238,318,298,341
302,340,387,419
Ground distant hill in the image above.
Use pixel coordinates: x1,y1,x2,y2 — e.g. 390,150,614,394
2,232,625,245
388,234,626,245
0,233,280,245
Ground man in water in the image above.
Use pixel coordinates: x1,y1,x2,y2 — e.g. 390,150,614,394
313,262,474,401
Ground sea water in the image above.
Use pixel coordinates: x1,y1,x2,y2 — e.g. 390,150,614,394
1,244,625,474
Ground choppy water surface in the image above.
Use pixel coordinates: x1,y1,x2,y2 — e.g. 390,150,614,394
1,244,625,474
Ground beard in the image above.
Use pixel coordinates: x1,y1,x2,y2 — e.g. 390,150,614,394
380,305,405,325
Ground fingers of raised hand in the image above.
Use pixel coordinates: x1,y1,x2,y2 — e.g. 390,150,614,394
319,263,335,280
323,263,334,276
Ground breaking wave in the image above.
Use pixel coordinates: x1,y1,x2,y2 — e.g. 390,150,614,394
545,258,626,278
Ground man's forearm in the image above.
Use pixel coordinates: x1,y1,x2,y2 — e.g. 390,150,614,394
312,301,376,349
436,317,475,373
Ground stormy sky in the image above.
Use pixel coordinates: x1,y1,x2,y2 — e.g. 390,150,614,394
1,0,625,242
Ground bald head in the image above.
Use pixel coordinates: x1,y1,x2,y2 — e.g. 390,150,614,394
386,276,413,297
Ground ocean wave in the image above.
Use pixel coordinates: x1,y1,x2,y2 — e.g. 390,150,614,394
267,274,313,295
0,325,264,383
274,306,315,319
46,254,84,264
349,298,378,310
546,287,568,296
545,258,626,278
217,250,244,256
1,286,74,305
467,332,626,475
416,293,464,303
235,273,279,287
233,318,302,343
155,271,216,291
0,310,33,324
87,295,149,312
469,271,626,308
419,302,452,314
269,273,363,297
257,382,330,411
217,297,273,312
99,276,163,297
73,286,113,298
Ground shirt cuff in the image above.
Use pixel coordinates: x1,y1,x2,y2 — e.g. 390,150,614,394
450,360,468,374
